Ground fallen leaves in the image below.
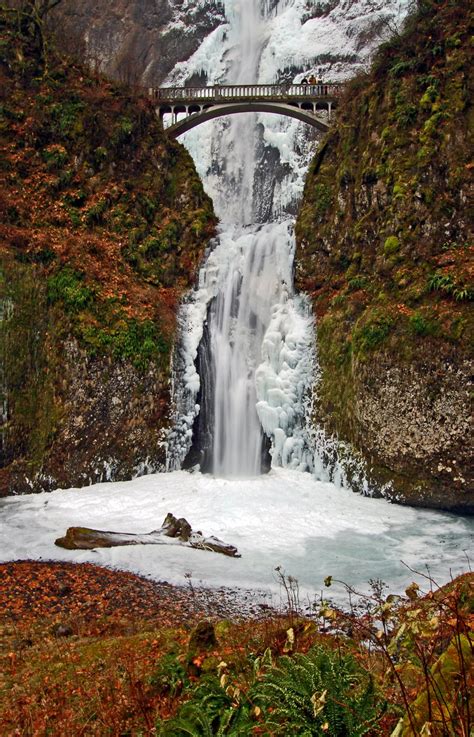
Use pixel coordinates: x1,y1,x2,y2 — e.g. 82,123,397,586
0,560,245,633
0,560,267,736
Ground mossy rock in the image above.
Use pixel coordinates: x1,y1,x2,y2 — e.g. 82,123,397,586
383,236,400,257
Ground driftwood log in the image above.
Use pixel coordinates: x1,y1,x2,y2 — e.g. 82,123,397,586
55,513,240,557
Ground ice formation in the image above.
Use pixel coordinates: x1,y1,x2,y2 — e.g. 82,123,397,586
1,469,472,601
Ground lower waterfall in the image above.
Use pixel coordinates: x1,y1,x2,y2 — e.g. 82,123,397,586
169,221,314,477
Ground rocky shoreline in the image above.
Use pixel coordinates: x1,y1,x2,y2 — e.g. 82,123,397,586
0,560,280,628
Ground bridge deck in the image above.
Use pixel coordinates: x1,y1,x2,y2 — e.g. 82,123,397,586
150,83,344,105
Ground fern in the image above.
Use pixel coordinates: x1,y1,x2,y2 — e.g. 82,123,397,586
157,675,254,737
157,648,384,736
254,645,385,736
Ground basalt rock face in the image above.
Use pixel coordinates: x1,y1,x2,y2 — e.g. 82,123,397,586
0,14,216,495
296,0,473,512
50,0,226,86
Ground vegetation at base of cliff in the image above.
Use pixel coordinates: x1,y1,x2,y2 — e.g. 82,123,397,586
1,562,472,736
0,262,59,469
296,0,473,502
0,6,216,479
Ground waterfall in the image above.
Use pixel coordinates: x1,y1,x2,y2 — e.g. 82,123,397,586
168,0,316,477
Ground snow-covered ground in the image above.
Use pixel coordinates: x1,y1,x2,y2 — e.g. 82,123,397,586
1,468,472,606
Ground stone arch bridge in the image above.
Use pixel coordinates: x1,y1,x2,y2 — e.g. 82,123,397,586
148,83,344,137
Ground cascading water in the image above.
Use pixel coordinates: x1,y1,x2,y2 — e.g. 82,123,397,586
209,228,278,476
167,0,315,477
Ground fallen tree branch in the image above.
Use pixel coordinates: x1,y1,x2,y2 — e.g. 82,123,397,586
55,512,241,558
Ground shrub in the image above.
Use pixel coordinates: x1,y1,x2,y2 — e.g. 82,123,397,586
47,268,93,311
93,146,108,165
390,59,416,77
157,674,254,736
41,144,68,169
150,654,189,698
408,311,439,336
85,198,108,227
112,116,134,148
157,646,385,737
64,190,87,207
428,272,473,301
348,276,368,291
50,100,85,137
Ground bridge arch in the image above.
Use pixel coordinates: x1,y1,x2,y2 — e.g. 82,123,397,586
148,83,344,139
162,101,331,138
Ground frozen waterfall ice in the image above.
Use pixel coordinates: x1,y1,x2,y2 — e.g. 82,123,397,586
165,0,311,476
167,0,319,477
167,0,412,481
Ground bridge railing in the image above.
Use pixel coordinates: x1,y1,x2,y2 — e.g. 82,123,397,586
150,83,344,103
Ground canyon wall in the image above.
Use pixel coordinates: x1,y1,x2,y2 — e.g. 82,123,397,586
296,0,473,511
0,12,216,493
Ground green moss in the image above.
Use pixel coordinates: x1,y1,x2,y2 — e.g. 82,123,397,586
422,111,446,137
313,183,333,215
190,208,214,237
0,260,59,468
420,84,439,110
383,236,400,256
392,183,405,200
82,318,169,371
353,310,394,354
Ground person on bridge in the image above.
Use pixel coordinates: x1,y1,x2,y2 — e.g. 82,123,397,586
308,74,317,85
301,77,309,94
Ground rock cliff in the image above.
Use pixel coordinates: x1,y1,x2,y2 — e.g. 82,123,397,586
296,0,473,511
0,9,216,494
50,0,226,86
